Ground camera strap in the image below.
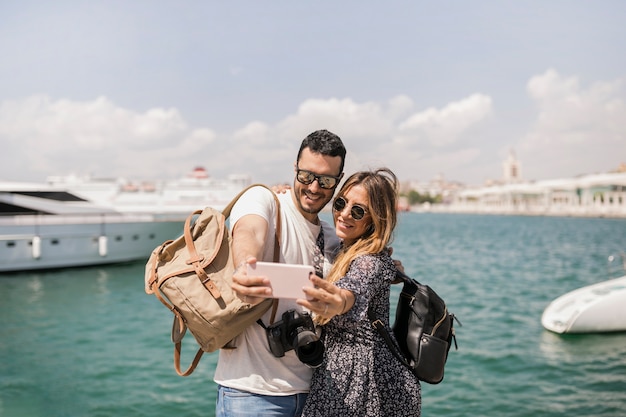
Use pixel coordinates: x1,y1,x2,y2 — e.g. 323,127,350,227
256,300,279,328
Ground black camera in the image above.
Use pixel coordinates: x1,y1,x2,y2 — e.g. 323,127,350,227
265,310,325,368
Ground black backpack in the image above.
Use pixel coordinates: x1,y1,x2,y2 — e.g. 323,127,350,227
369,272,459,384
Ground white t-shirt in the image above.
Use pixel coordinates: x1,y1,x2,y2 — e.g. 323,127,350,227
213,186,339,395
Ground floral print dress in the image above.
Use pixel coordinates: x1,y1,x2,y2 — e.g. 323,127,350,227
302,252,421,417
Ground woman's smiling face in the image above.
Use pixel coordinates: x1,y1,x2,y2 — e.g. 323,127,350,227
333,185,372,246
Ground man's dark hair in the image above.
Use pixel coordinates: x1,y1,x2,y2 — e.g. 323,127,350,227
297,130,347,174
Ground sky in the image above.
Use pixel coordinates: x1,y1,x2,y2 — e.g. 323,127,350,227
1,1,625,187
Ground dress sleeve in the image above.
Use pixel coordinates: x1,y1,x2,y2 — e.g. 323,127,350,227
336,254,391,321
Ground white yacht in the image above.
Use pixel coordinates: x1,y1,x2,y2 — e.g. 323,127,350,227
0,169,250,273
0,180,190,272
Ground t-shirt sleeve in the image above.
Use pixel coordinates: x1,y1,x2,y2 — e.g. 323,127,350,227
229,186,276,228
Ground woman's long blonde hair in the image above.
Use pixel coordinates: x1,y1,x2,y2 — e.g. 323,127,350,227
326,167,399,286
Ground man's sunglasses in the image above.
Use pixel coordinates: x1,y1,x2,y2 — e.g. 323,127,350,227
332,196,368,221
296,168,341,189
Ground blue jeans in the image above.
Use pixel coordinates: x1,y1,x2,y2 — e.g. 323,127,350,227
216,385,307,417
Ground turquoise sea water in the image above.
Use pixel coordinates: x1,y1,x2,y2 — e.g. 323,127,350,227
1,213,626,417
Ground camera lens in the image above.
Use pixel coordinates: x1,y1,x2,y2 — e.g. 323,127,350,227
292,328,325,368
265,310,325,367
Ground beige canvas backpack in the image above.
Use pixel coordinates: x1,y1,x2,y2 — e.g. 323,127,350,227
145,184,280,376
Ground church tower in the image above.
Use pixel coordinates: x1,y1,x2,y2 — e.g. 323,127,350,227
503,149,522,183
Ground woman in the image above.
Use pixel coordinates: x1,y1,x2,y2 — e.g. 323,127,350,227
297,168,421,417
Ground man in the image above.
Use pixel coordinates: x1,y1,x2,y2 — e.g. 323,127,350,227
214,130,348,417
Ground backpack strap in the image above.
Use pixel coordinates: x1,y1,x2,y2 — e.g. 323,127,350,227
368,303,413,370
183,209,222,299
368,270,414,371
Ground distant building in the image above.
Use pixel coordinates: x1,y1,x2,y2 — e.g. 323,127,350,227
436,158,626,218
446,172,626,217
502,149,522,183
403,154,626,218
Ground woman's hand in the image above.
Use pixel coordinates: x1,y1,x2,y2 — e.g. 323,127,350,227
297,275,354,320
388,246,406,283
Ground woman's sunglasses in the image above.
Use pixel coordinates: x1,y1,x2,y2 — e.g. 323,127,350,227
333,196,368,221
296,168,341,189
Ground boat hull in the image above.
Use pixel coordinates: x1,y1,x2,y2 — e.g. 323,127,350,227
541,275,626,334
0,214,183,273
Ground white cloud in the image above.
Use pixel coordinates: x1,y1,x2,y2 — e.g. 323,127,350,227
264,94,494,183
397,94,493,147
0,71,622,186
518,69,626,178
277,97,394,142
0,95,199,179
415,148,483,179
385,95,414,121
233,121,272,145
0,95,188,150
129,107,188,147
0,90,506,186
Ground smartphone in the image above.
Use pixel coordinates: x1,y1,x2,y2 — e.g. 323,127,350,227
247,261,315,299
